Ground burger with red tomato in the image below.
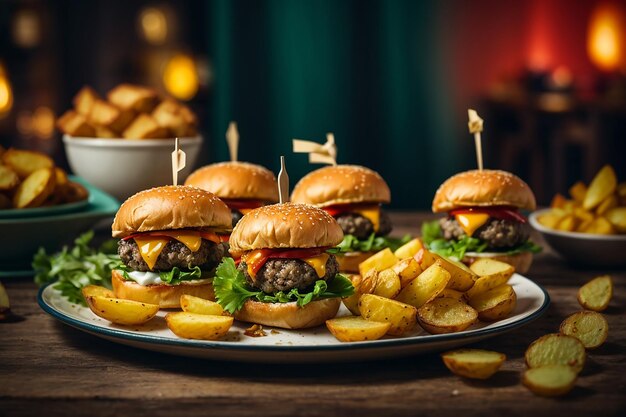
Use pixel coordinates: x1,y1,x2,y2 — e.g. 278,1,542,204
424,169,540,273
290,165,408,273
111,185,232,308
213,203,354,329
184,161,279,227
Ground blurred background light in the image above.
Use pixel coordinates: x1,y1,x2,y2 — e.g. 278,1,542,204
163,53,199,100
587,4,624,71
0,64,14,117
11,9,41,48
32,107,55,139
139,6,168,45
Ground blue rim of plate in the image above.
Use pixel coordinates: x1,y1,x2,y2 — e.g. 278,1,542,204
37,278,550,353
0,198,89,218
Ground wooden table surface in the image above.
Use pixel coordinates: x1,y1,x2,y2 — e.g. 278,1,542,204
1,212,624,417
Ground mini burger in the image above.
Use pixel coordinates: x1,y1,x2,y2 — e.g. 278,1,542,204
213,203,354,329
290,165,407,273
184,161,278,227
111,185,232,308
425,169,541,273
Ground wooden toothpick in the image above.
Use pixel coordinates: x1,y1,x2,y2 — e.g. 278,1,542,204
292,133,337,165
468,109,484,171
171,137,186,186
278,156,289,204
226,121,239,162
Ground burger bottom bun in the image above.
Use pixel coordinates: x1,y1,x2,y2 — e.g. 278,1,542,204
112,269,215,308
463,251,533,274
234,297,341,329
335,252,376,274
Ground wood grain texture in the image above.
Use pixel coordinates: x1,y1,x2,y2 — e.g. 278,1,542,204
1,213,625,417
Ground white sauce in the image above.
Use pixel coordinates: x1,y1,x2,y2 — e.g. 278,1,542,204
127,271,164,285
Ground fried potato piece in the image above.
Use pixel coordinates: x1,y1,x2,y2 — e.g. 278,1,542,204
523,365,577,397
358,248,398,277
413,247,438,270
569,181,587,203
73,86,100,116
605,207,626,233
537,211,565,229
392,257,423,288
560,311,608,350
60,181,89,203
152,99,197,137
373,268,401,299
394,238,424,259
577,275,612,311
556,214,577,231
467,284,516,321
165,312,233,340
12,168,56,209
180,294,225,316
359,294,417,336
107,84,159,113
417,297,478,334
94,125,118,138
466,258,514,299
550,193,567,209
596,194,618,216
86,296,159,325
89,99,135,132
525,333,586,373
0,281,10,314
57,110,97,137
54,167,68,186
81,285,115,299
395,262,450,308
123,113,170,139
617,182,626,205
436,288,464,300
432,256,476,292
441,349,506,379
583,165,617,210
0,164,19,191
1,148,54,179
326,316,391,342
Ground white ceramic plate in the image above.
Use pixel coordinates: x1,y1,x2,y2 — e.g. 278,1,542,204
39,273,549,363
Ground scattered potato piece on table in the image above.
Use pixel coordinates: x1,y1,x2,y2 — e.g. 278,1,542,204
468,284,517,322
165,312,233,340
395,262,450,308
417,297,478,334
523,365,577,397
0,281,10,314
525,333,586,373
86,296,159,325
441,349,506,379
180,294,225,316
12,167,56,209
577,275,612,312
560,311,608,349
326,316,391,342
359,294,417,336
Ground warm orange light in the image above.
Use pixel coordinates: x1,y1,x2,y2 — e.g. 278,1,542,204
139,7,168,45
32,106,55,139
163,54,199,101
0,64,13,117
587,4,624,71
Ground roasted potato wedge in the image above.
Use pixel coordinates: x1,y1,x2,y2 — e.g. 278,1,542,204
523,365,577,397
56,110,96,137
165,312,233,340
395,262,450,308
0,164,19,191
605,207,626,233
433,256,476,292
577,275,612,312
180,295,225,316
358,248,398,277
81,285,115,299
392,257,423,288
525,333,586,373
569,181,587,203
359,294,417,336
86,296,159,325
436,288,464,300
342,273,375,316
465,259,514,300
560,311,608,350
12,168,56,209
394,238,424,260
373,268,401,299
326,316,391,342
467,284,516,321
61,181,89,203
417,297,478,334
441,349,506,379
1,148,54,179
0,281,10,314
413,247,438,270
583,164,617,210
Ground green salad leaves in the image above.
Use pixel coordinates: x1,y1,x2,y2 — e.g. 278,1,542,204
213,258,354,314
330,233,412,254
33,231,121,305
421,220,541,261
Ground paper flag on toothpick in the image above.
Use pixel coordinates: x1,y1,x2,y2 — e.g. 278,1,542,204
226,121,239,162
468,109,484,171
292,133,337,165
278,156,289,204
171,137,186,186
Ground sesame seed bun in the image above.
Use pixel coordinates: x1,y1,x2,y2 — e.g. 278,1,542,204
291,165,390,207
228,203,344,257
184,161,279,203
432,170,536,213
111,185,232,238
233,298,341,329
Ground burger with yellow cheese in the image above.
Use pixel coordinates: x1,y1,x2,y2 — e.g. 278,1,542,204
184,161,278,227
290,165,408,273
423,169,541,273
111,185,232,308
213,203,354,329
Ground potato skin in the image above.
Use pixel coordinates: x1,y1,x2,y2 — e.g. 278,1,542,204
86,296,159,325
326,316,391,342
417,298,478,334
441,349,506,379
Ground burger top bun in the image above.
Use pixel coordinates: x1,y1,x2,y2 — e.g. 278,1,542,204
432,169,536,213
228,203,344,256
291,165,390,207
112,185,232,238
184,161,279,202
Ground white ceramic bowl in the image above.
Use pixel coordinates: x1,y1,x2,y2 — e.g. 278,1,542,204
529,209,626,267
63,135,203,200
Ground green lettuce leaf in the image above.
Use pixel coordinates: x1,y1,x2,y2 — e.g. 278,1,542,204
332,233,412,254
213,258,355,314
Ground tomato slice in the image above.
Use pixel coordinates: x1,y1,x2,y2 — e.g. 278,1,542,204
449,207,527,223
223,199,265,211
323,203,379,218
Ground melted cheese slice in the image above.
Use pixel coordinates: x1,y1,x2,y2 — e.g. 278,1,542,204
353,206,381,232
302,253,330,278
243,251,330,279
243,250,267,281
134,236,169,270
454,213,490,237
